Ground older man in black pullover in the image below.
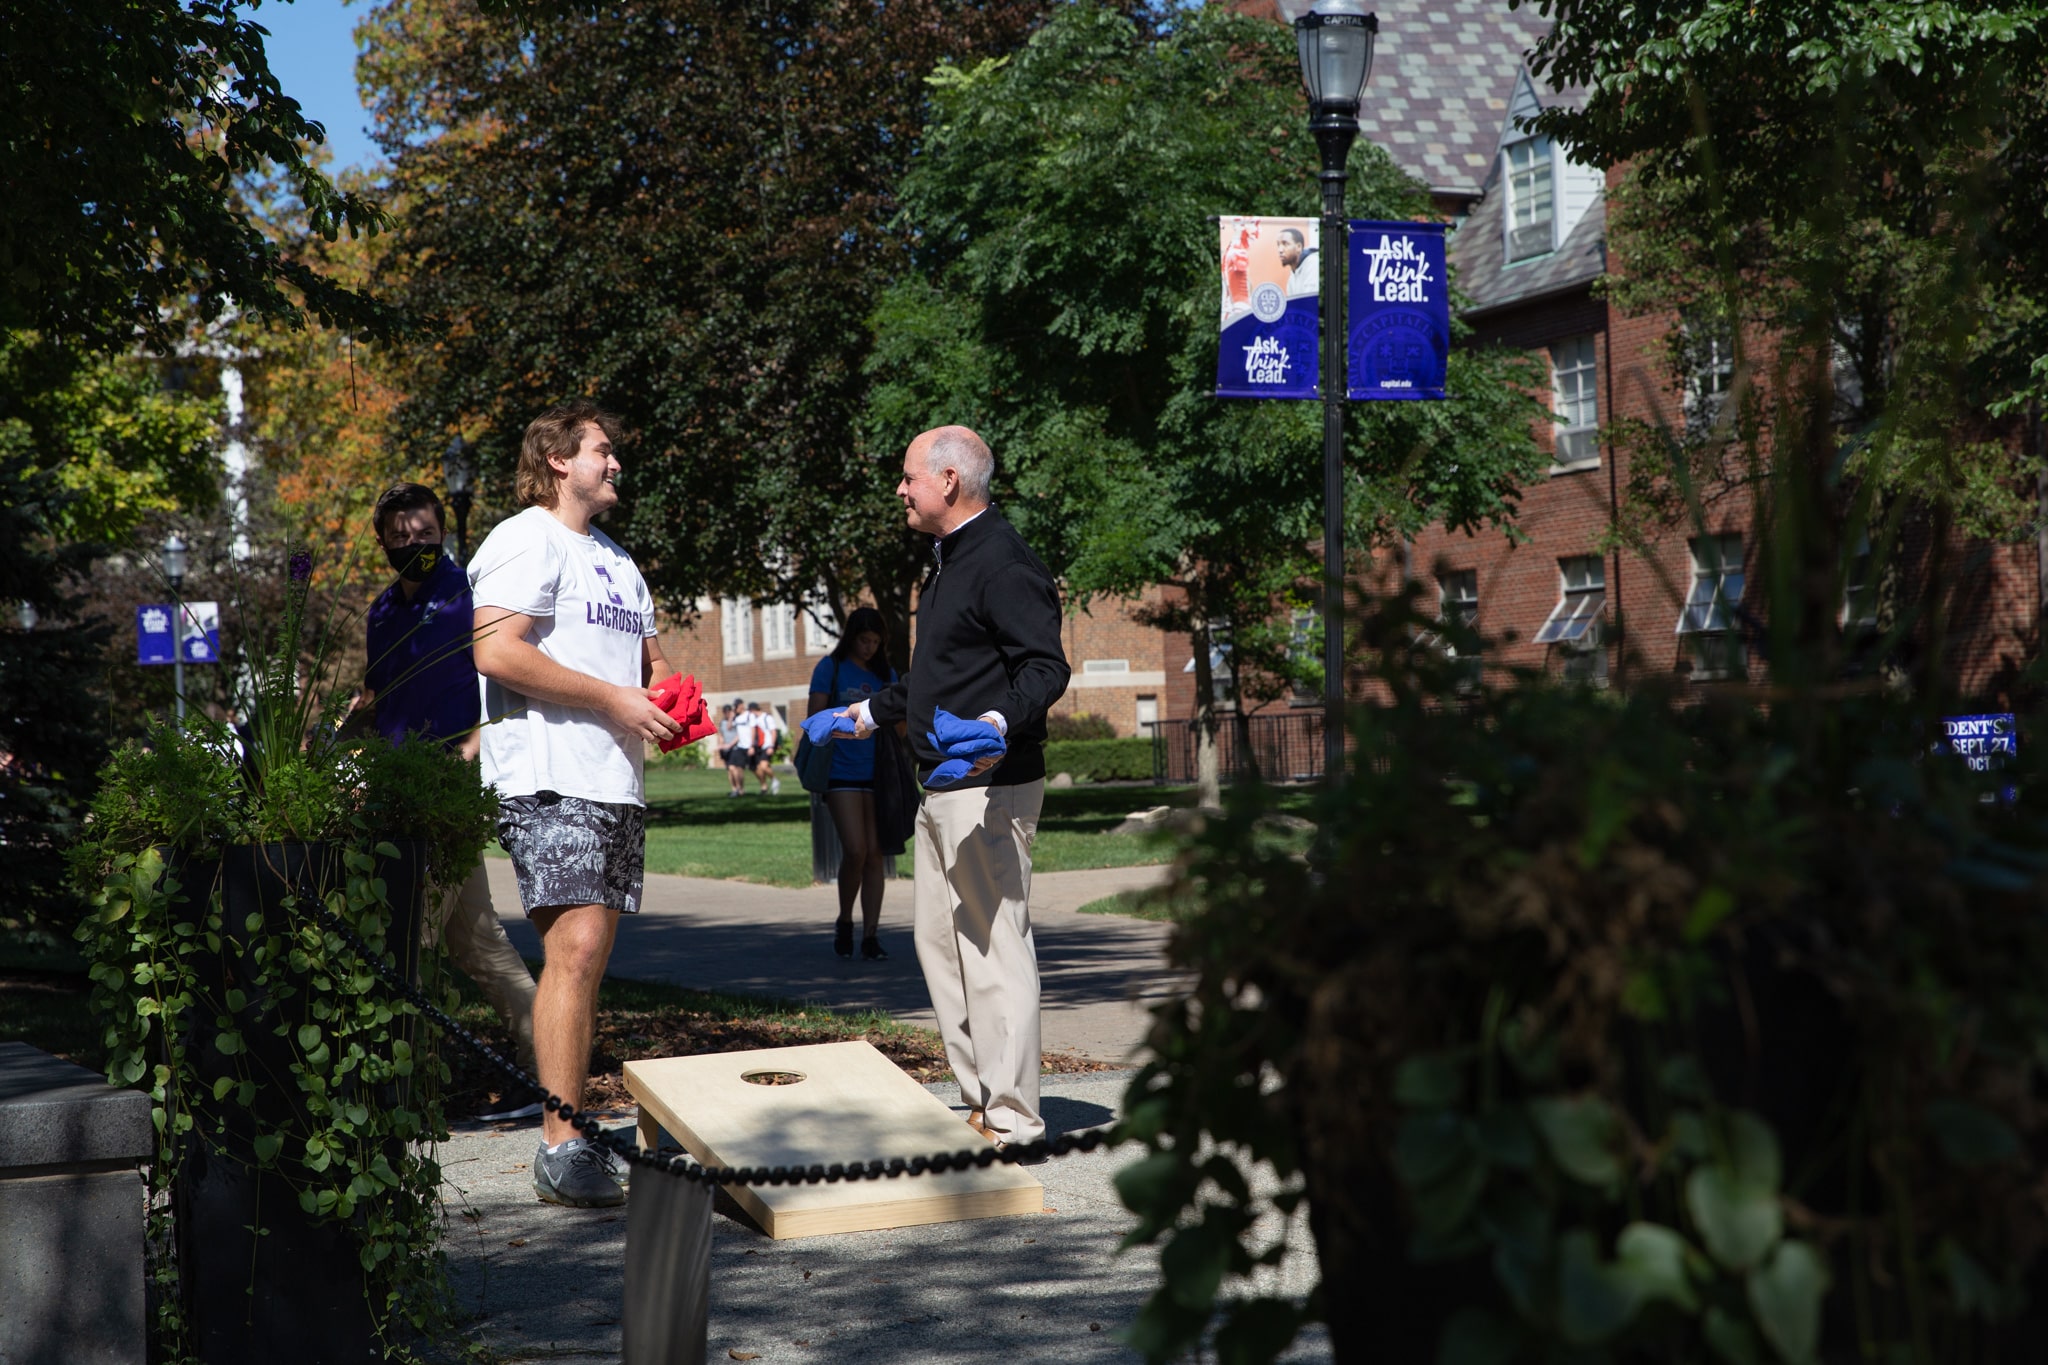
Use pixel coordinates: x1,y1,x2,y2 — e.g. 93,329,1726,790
848,425,1071,1151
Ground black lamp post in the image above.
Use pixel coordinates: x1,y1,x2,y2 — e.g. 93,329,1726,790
443,437,476,565
1289,0,1376,783
163,532,189,725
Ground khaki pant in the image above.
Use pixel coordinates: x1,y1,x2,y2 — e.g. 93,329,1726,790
913,780,1044,1145
429,862,538,1074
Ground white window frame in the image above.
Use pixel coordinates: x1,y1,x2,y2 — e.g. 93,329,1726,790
1679,535,1746,679
1550,334,1599,469
1677,535,1744,634
1287,607,1322,701
1533,557,1605,645
720,597,753,663
1504,137,1555,263
804,596,839,655
1842,532,1878,629
761,602,797,660
1683,322,1737,434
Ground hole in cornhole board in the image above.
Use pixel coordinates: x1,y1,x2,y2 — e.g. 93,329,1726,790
741,1070,806,1087
625,1040,1043,1240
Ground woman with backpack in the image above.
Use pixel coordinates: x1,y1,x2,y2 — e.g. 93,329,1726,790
806,607,900,959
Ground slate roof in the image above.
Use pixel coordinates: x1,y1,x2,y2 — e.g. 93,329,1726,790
1357,0,1556,201
1449,185,1607,316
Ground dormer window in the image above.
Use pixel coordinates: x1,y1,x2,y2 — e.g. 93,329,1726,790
1504,136,1554,262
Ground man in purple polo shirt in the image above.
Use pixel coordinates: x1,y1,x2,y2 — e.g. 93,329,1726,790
361,482,538,1098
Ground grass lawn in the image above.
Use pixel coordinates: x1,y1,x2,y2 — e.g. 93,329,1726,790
1077,889,1178,921
619,763,1199,888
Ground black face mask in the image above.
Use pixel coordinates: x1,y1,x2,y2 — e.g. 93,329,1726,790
386,543,441,582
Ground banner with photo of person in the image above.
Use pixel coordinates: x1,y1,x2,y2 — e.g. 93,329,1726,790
1214,215,1319,399
1345,220,1449,401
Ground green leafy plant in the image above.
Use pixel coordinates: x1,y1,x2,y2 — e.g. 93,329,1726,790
1043,737,1157,782
71,545,496,1362
1115,592,2048,1364
1047,711,1118,742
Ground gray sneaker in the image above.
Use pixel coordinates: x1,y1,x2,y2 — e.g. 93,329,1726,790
533,1139,626,1207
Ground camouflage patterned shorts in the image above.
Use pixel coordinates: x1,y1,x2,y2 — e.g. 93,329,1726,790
496,792,646,916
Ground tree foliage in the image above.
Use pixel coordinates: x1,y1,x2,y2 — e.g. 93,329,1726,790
0,456,115,931
363,0,1049,625
870,2,1547,722
1527,1,2048,590
0,333,222,548
0,0,391,350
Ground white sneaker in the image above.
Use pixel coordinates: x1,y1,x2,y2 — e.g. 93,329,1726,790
770,777,782,795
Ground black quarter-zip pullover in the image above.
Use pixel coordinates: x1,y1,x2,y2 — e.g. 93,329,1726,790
867,506,1071,788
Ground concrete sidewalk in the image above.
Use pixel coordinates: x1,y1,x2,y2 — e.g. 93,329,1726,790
435,1070,1329,1364
484,860,1179,1063
436,858,1330,1361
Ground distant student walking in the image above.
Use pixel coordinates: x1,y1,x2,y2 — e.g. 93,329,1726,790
716,703,746,796
747,700,783,795
806,606,899,960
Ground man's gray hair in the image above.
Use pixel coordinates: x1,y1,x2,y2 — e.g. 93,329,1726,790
924,427,994,502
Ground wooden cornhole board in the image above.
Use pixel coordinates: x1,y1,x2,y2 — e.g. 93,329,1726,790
624,1040,1043,1240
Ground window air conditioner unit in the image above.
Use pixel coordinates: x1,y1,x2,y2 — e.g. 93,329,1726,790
1508,222,1553,261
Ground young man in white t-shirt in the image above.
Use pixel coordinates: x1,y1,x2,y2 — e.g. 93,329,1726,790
468,399,681,1208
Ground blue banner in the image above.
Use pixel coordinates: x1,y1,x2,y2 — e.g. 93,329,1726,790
137,604,176,665
137,601,220,665
1346,221,1450,401
1214,216,1319,400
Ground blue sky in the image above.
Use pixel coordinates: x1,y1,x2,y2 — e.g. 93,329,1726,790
250,0,379,173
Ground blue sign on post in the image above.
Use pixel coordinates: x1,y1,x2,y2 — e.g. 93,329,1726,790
137,605,177,665
1346,220,1450,402
137,602,220,666
177,601,220,663
1213,215,1320,400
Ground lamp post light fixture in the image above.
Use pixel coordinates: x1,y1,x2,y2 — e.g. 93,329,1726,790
1288,0,1376,784
163,532,189,724
443,437,477,565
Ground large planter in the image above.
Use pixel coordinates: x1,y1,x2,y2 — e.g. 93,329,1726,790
170,840,428,1365
1302,935,2048,1364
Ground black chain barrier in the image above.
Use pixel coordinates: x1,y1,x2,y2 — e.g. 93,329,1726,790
306,893,1118,1185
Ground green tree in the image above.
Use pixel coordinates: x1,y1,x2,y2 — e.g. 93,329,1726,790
0,334,221,548
1525,0,2048,691
362,0,1048,631
1,0,391,350
869,1,1548,799
0,455,115,931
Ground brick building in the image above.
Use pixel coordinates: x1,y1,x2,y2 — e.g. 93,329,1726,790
1329,0,2038,702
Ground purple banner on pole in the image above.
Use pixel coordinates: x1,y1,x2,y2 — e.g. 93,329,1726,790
1214,215,1319,399
1346,220,1449,401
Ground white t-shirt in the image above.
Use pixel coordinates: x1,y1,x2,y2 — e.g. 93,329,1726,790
468,506,657,806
